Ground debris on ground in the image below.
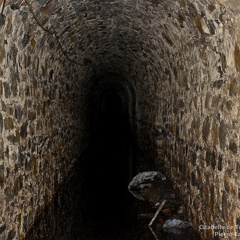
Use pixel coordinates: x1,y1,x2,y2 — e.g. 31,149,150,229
149,199,167,227
128,171,166,201
128,171,180,208
128,171,199,239
163,219,193,235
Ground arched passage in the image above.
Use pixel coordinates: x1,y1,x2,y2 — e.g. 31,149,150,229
82,74,137,222
1,0,240,239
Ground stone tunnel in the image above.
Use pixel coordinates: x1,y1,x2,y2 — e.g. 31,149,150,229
1,0,240,239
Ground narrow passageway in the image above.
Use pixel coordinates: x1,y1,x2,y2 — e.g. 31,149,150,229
83,91,132,220
25,87,200,240
25,87,153,240
2,1,240,239
76,88,144,239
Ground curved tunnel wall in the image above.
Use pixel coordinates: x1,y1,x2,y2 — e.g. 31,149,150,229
0,0,240,239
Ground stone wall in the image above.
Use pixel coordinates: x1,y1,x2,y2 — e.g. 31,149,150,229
0,0,240,239
153,1,240,239
0,1,88,239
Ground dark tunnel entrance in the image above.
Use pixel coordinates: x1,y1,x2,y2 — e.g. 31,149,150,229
72,83,142,239
23,77,201,240
83,89,135,222
25,76,161,240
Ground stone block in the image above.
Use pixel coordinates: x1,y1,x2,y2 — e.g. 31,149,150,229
28,111,36,121
0,14,5,28
229,140,237,154
0,112,3,134
218,155,223,171
3,82,11,98
4,117,14,130
20,121,28,138
0,224,6,234
219,121,227,150
222,192,228,222
0,43,5,64
202,116,210,142
4,187,15,202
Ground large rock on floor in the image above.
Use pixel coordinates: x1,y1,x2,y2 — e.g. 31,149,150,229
128,171,179,205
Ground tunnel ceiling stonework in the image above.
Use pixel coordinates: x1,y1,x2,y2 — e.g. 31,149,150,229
1,0,240,239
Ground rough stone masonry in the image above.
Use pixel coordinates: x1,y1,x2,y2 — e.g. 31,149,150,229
0,0,240,239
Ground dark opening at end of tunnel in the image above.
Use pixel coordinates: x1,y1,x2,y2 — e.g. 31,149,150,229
82,89,136,223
